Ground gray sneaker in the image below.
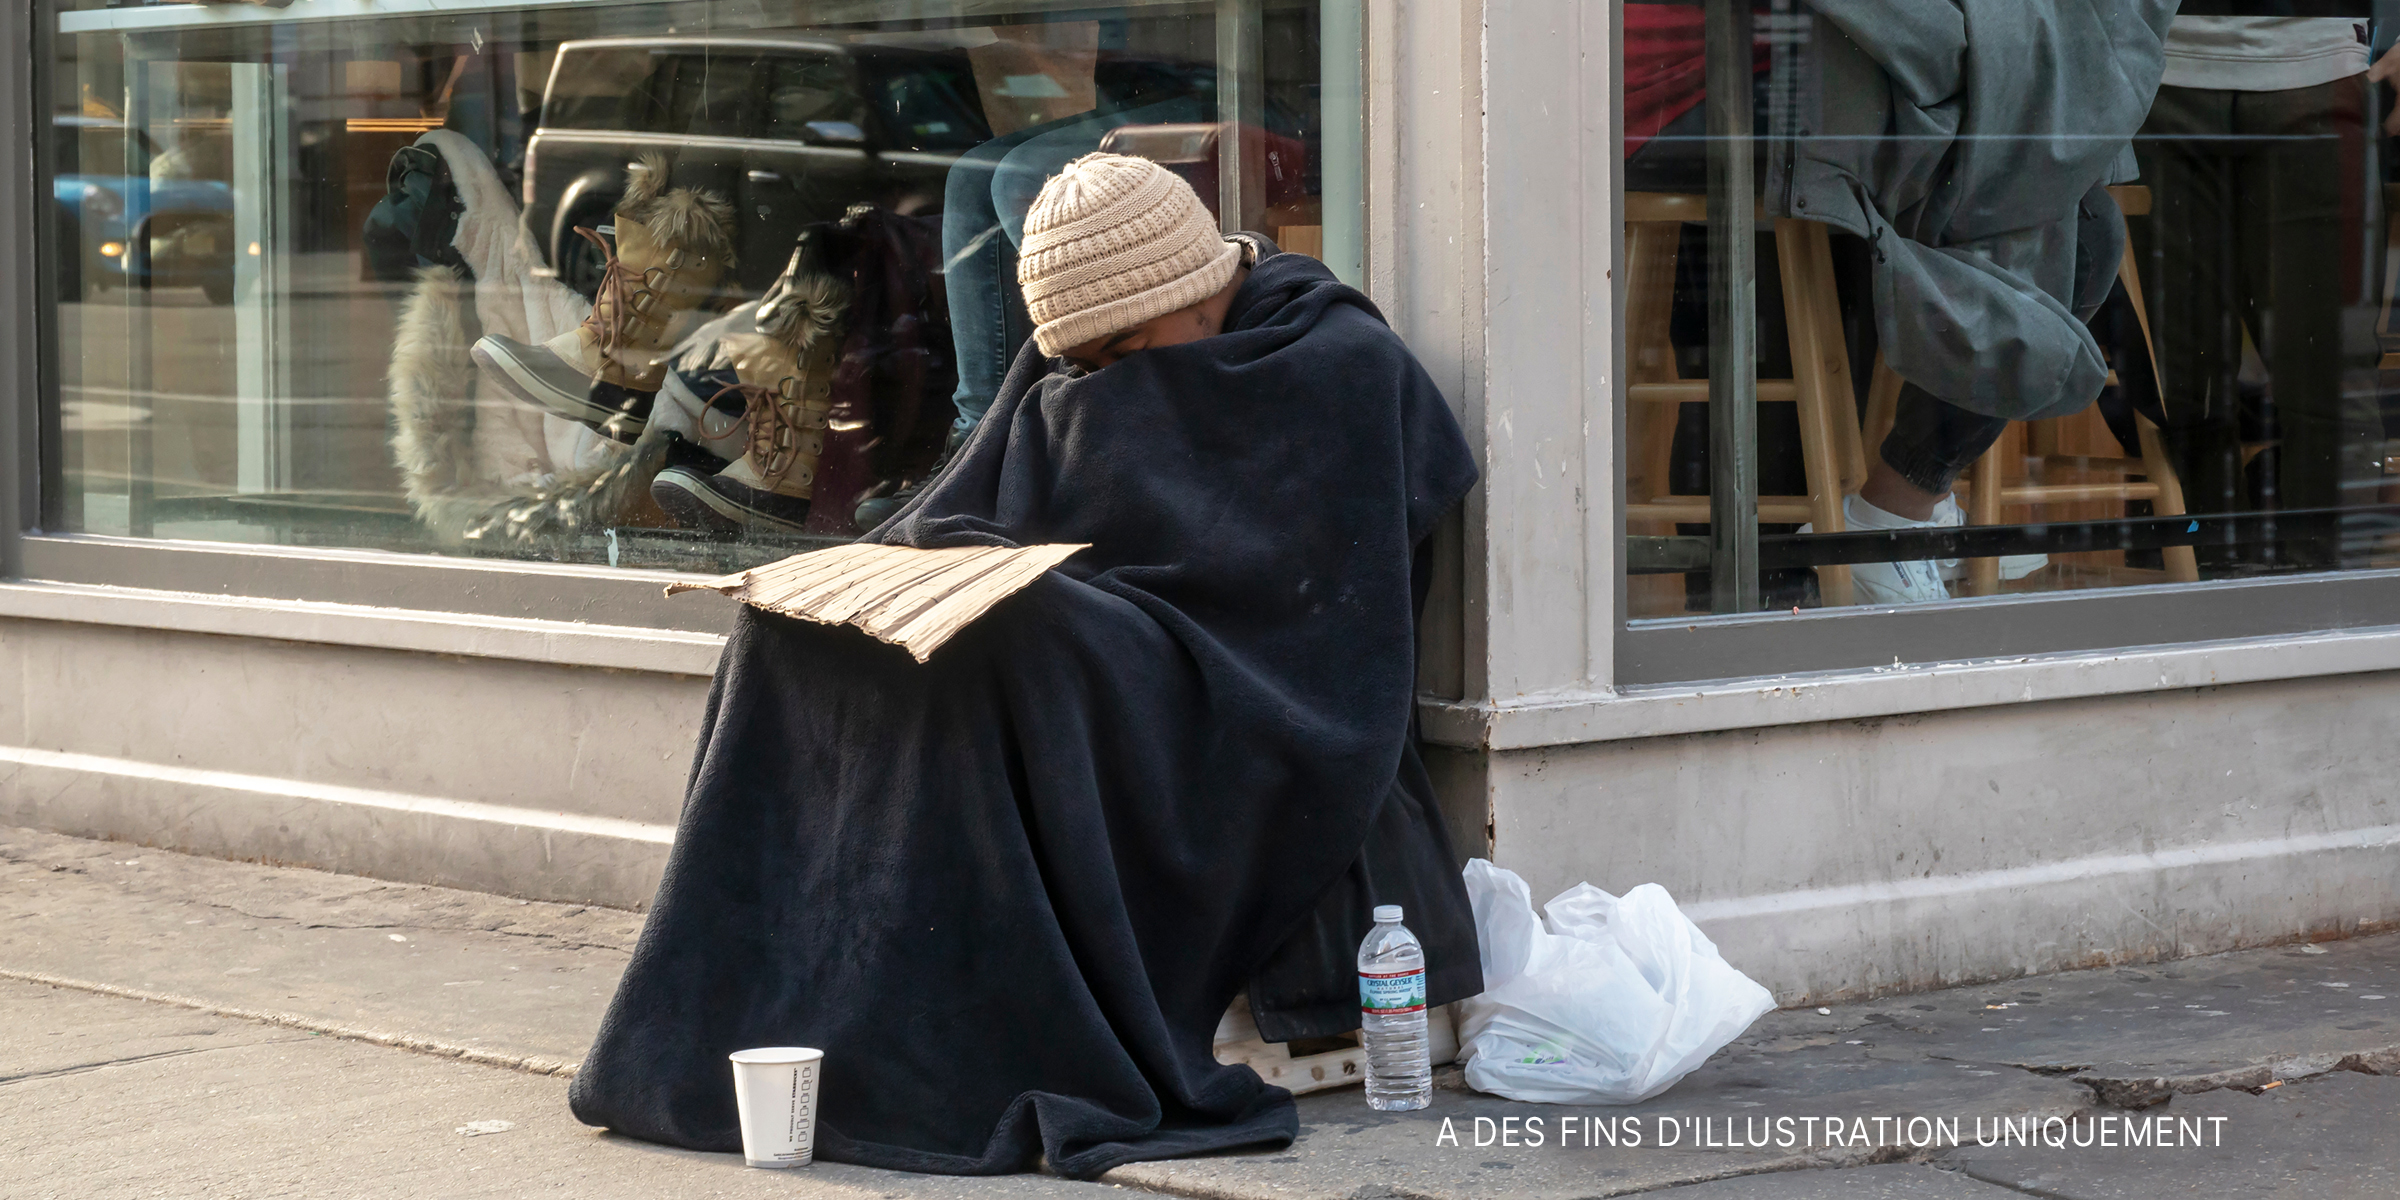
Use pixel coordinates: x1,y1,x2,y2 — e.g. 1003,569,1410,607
1802,493,1953,606
471,333,654,443
652,463,812,535
1927,495,2048,584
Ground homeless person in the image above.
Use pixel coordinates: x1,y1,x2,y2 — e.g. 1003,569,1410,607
568,153,1482,1178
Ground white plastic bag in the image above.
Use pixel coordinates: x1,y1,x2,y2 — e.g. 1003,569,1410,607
1457,859,1775,1104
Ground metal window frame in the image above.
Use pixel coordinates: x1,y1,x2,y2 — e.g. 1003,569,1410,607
1,0,1389,647
4,2,42,583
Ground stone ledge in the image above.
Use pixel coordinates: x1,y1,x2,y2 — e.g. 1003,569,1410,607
0,579,725,676
0,746,672,910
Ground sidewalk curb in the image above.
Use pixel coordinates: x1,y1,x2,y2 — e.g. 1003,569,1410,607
0,967,582,1078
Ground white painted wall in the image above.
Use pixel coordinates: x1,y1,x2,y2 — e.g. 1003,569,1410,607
1483,672,2400,1002
1,616,700,907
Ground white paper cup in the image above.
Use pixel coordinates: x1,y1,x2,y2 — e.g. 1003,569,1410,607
728,1047,823,1168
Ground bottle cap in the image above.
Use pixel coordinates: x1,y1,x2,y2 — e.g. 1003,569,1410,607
1373,904,1403,923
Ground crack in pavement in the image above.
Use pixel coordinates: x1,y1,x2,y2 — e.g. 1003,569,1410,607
1922,1054,2091,1076
1589,1146,1955,1198
2063,1044,2400,1107
1946,1164,2081,1200
0,845,638,954
0,968,583,1078
0,1037,312,1085
180,897,636,952
1934,1071,2361,1199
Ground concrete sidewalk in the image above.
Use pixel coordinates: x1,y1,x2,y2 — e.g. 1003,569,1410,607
4,825,2396,1198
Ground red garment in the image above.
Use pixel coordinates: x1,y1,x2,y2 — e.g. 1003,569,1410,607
1624,7,1768,156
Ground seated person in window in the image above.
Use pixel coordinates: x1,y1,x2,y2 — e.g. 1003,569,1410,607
567,154,1482,1178
856,21,1221,530
1623,3,2161,606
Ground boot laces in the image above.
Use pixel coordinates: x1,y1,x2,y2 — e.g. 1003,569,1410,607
574,225,681,362
712,375,819,490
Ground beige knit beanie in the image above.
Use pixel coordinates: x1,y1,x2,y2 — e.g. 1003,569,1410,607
1018,153,1242,356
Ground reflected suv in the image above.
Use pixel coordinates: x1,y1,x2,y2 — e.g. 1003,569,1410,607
522,36,992,296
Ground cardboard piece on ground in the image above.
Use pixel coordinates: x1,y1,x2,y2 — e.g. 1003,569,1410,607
667,543,1088,662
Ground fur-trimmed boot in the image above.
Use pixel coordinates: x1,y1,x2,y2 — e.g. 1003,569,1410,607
652,242,849,534
473,154,733,443
388,263,677,545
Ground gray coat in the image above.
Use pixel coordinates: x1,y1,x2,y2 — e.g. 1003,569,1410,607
1769,0,2176,420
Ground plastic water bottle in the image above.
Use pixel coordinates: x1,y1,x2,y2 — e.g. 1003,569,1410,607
1357,903,1430,1111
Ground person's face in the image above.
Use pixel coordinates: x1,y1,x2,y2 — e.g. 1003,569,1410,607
1061,267,1249,372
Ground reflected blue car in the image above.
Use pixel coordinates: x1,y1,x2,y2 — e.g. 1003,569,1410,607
53,116,238,304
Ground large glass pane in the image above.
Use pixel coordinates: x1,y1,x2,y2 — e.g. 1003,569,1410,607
1621,1,2398,622
42,0,1356,574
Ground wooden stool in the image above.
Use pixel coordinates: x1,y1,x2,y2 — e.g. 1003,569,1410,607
1860,185,2199,595
1624,192,1869,607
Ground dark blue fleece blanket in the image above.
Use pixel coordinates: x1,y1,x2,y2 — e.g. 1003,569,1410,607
567,250,1480,1177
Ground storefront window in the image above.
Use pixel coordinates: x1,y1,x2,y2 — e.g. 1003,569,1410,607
42,0,1356,574
1622,1,2400,620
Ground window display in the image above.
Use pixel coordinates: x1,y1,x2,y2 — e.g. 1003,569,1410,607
42,0,1354,575
1623,1,2400,620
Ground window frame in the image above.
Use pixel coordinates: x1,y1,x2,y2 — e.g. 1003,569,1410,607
1606,0,2400,688
7,0,51,583
3,0,1381,647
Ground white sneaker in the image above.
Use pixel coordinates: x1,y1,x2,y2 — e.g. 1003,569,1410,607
1799,493,1951,606
1928,495,2047,583
1852,552,1951,605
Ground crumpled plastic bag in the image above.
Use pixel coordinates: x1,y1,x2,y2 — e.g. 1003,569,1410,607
1457,859,1776,1104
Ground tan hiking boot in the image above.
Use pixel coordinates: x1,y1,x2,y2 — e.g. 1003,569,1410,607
650,243,850,532
549,190,734,392
473,154,734,438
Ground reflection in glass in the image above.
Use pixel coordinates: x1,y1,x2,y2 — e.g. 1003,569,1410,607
43,0,1352,575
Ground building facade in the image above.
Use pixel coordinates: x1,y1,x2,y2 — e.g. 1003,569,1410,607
4,0,2396,1005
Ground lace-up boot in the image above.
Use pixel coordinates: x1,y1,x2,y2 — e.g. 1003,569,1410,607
473,156,733,442
652,244,849,532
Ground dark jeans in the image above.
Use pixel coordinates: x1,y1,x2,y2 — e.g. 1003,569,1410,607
940,95,1207,435
1878,185,2129,494
2134,78,2382,570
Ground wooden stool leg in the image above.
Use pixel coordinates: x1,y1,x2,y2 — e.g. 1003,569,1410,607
1775,218,1855,607
1624,216,1688,616
1833,366,1868,495
1641,404,1680,510
1965,439,2006,597
2028,417,2061,459
1863,352,1903,461
1797,232,1866,495
2116,238,2200,584
1625,222,1682,388
2139,415,2200,583
1623,221,1683,517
